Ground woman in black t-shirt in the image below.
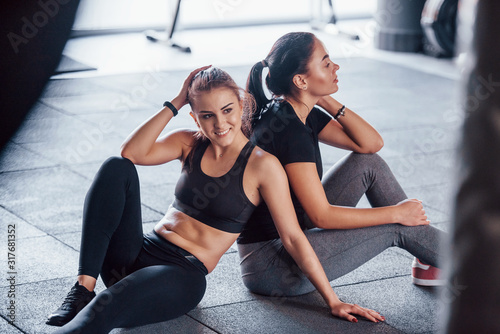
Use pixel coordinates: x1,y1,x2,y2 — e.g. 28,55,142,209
238,32,445,298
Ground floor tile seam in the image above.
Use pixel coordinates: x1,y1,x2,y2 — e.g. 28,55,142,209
38,99,81,118
48,233,81,253
71,113,131,139
7,233,55,243
142,219,161,224
140,203,166,216
331,273,411,289
0,158,92,182
1,141,62,170
3,275,75,289
26,106,130,140
0,165,61,175
60,164,96,181
0,204,49,236
0,208,82,251
41,79,127,99
40,98,155,117
0,226,81,258
0,314,27,334
194,298,258,311
185,314,223,334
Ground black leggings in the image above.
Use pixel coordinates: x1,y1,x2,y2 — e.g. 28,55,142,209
54,157,207,334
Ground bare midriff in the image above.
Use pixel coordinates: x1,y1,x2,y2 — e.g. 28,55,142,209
153,207,239,273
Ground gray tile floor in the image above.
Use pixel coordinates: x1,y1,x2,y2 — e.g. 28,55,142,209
0,22,462,333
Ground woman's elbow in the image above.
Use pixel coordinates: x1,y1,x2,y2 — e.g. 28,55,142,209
308,212,330,229
373,137,384,152
120,146,136,164
359,138,384,154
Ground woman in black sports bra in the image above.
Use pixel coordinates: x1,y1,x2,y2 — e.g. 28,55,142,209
47,66,384,334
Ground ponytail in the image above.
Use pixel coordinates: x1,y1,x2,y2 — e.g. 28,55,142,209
246,32,317,130
246,61,270,128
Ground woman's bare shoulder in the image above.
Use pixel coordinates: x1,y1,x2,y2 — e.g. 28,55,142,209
247,145,286,180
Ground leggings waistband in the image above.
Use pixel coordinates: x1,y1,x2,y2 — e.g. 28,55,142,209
145,230,208,275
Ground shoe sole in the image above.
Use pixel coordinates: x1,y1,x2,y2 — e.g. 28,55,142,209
412,277,446,286
46,316,70,327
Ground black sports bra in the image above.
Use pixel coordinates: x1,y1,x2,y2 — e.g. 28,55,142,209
172,140,257,233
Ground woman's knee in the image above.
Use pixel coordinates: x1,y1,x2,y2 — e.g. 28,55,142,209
341,152,391,176
101,156,135,172
97,156,138,182
241,267,311,297
349,152,385,167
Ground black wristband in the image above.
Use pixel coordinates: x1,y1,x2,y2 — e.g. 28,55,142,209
163,101,178,117
333,105,346,119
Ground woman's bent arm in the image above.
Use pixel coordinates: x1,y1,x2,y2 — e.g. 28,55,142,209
256,154,383,322
120,105,184,165
285,162,429,229
317,95,383,154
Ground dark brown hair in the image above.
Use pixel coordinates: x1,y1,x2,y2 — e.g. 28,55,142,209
246,32,317,127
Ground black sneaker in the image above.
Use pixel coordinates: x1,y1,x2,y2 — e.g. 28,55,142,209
46,282,96,326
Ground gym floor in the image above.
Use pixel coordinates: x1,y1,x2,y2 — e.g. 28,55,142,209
0,7,464,333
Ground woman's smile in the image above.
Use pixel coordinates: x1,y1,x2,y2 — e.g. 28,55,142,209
214,128,230,136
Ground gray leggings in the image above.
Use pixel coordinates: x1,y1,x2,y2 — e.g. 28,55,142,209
238,152,445,296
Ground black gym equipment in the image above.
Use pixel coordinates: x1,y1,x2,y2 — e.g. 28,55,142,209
421,0,459,58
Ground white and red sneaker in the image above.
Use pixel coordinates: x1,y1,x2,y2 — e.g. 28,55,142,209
411,258,445,286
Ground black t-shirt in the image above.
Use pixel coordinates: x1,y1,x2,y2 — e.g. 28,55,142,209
237,100,332,244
